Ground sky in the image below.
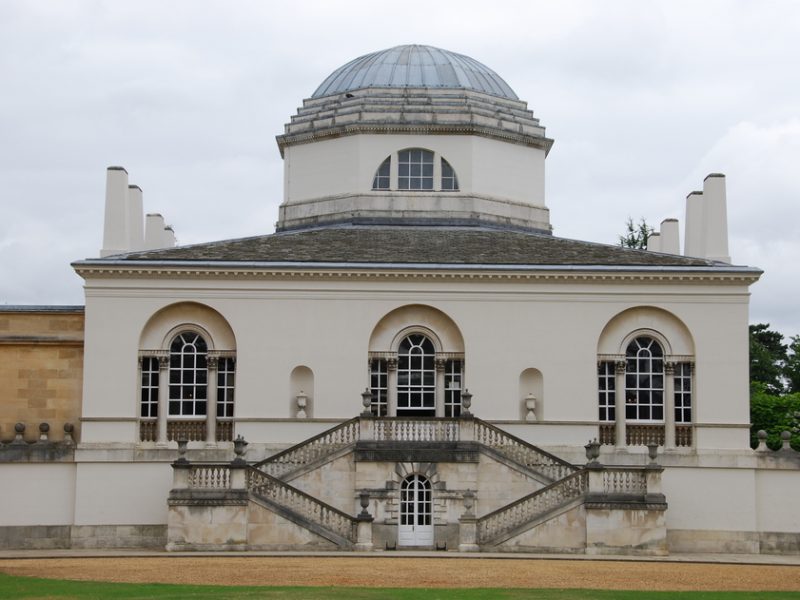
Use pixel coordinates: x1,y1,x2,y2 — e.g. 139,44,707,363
1,0,799,337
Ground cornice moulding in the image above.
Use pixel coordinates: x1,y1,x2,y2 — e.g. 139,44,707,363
72,261,762,285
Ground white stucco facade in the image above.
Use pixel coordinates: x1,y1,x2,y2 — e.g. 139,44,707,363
3,44,797,555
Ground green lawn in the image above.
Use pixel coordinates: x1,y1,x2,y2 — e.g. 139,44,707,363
1,575,800,600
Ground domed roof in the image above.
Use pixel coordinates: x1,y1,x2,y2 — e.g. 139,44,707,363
312,44,518,100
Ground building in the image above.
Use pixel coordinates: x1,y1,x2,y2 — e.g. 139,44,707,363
2,45,799,554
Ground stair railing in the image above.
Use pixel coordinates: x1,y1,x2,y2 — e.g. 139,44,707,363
476,469,588,544
473,418,578,481
246,466,357,543
253,417,360,478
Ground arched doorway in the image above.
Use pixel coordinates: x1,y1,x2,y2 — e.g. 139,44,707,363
398,474,433,546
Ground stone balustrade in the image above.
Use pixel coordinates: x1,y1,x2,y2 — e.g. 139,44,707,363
625,424,665,446
246,467,357,543
255,417,359,479
139,420,157,442
373,418,459,442
599,467,648,495
188,464,231,489
675,425,693,447
473,419,577,481
599,423,695,448
476,470,588,544
216,420,234,442
167,420,207,442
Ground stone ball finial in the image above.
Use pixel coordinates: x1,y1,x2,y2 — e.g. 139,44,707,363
63,422,75,445
39,422,50,433
756,429,769,452
781,430,793,451
12,422,26,445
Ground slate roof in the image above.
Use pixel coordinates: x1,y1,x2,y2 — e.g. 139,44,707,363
112,225,729,268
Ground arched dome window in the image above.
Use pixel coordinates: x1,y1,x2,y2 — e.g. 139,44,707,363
441,159,459,191
372,156,390,190
399,149,434,190
370,149,460,192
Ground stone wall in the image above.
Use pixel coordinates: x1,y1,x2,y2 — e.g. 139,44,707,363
0,308,84,442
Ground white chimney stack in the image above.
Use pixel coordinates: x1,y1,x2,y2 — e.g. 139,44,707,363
646,232,661,252
101,167,176,256
702,173,731,263
683,190,705,258
126,184,145,251
100,167,129,257
144,213,176,250
659,218,680,255
162,225,176,248
682,175,731,263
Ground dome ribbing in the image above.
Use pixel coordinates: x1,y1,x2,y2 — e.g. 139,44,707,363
312,44,518,100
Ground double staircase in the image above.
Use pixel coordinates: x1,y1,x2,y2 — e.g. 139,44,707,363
169,415,665,552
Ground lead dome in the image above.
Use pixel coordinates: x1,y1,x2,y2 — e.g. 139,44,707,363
312,44,519,100
277,45,553,233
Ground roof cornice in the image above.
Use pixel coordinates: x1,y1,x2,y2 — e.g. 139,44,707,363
72,260,762,285
276,122,554,157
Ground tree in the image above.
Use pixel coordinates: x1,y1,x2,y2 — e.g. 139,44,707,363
619,217,653,249
784,335,800,394
750,382,800,450
749,323,787,394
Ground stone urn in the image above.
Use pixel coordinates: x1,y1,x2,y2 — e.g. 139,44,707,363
296,391,308,419
525,393,537,421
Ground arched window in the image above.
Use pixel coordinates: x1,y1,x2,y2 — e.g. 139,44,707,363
169,332,208,417
398,149,434,190
624,336,664,421
441,159,459,191
370,149,460,191
397,334,436,416
372,156,390,190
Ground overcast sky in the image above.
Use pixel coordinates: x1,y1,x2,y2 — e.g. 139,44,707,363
1,0,799,337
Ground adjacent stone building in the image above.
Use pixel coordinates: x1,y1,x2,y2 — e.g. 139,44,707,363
2,45,799,554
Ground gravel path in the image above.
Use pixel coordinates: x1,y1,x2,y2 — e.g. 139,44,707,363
2,556,800,591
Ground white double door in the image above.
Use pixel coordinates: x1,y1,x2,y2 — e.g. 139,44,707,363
398,474,433,546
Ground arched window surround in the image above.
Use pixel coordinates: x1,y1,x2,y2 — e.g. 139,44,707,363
369,323,465,417
370,148,460,192
597,325,694,449
137,303,237,447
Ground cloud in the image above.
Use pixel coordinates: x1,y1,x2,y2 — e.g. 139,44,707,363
1,0,799,337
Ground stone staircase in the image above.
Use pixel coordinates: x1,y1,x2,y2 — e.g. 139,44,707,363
246,467,357,547
167,415,667,553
